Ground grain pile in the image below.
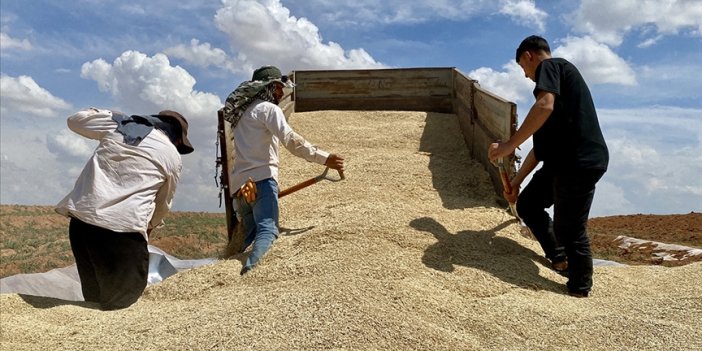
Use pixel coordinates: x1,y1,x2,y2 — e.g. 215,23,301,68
2,111,701,351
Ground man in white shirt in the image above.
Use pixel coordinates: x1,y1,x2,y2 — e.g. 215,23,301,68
55,108,193,310
223,66,345,274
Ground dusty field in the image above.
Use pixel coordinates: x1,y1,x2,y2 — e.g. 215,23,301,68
1,111,701,350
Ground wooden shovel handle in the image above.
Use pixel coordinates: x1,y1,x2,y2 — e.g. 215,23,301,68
497,158,513,193
278,177,319,198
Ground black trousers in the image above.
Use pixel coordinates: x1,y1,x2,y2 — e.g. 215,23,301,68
517,167,605,294
69,218,149,310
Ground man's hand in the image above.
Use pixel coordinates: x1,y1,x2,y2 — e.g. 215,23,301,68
503,179,519,203
488,142,515,163
325,153,345,171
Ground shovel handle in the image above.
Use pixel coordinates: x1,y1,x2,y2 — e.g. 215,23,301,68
496,158,513,193
278,177,319,198
278,167,345,198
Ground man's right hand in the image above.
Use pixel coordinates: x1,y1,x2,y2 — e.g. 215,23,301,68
503,189,518,204
325,153,345,171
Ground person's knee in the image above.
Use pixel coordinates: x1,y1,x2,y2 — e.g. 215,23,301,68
516,197,537,220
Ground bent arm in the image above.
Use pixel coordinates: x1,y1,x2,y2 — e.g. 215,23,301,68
266,105,329,165
506,90,554,150
66,108,118,140
488,90,554,162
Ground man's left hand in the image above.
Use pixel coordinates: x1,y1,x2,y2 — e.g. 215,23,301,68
488,142,514,163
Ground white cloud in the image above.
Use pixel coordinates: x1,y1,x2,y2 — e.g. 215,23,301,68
0,75,72,118
467,61,534,104
465,36,638,108
569,0,702,46
46,129,97,160
0,32,32,51
214,0,386,72
80,50,221,122
163,39,247,74
553,36,637,86
498,0,547,32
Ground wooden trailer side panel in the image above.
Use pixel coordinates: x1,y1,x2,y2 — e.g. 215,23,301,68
293,68,454,113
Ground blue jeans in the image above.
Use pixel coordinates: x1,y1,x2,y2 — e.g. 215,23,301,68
236,178,279,270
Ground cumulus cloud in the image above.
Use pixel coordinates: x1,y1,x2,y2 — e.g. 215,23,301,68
0,32,32,51
465,36,637,108
498,0,547,32
163,39,248,74
213,0,386,72
569,0,702,46
80,50,221,122
0,75,72,118
46,129,97,160
467,61,534,104
553,36,637,86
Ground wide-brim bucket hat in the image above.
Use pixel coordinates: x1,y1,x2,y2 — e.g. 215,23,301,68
251,65,295,88
155,110,194,154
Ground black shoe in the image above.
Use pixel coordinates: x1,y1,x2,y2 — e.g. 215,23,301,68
568,290,589,298
240,266,251,275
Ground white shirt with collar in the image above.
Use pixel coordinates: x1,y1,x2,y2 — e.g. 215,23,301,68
55,108,182,240
231,100,329,191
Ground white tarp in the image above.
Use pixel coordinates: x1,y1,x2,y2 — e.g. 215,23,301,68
0,245,217,301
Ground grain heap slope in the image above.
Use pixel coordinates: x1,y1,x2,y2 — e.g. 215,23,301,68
1,111,700,351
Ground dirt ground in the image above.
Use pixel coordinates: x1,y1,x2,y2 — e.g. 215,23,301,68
588,212,701,266
589,212,701,246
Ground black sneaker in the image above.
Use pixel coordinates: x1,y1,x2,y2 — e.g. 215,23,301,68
568,290,589,298
240,266,252,275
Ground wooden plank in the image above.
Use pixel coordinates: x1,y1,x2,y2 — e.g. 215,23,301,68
473,83,515,140
294,68,453,101
217,110,237,243
452,69,513,202
296,96,453,113
455,103,475,156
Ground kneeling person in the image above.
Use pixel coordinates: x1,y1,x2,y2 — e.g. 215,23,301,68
56,108,194,310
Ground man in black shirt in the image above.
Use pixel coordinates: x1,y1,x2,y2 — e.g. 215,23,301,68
488,35,609,298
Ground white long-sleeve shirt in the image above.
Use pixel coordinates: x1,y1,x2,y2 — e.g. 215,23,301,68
55,108,182,240
231,100,329,190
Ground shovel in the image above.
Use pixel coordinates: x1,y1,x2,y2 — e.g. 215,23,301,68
279,167,345,198
496,157,534,239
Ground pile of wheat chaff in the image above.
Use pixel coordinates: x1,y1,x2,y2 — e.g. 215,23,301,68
2,111,700,351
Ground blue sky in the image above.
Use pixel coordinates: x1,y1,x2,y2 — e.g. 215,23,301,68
1,0,701,216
